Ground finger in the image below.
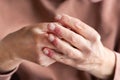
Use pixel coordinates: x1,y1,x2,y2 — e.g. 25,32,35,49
42,48,91,71
55,14,101,42
47,23,90,52
47,34,84,60
43,47,75,66
29,23,56,35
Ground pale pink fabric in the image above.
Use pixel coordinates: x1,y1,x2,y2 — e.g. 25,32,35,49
0,0,120,80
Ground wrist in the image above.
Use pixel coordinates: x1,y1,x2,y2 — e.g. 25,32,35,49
0,41,22,73
90,47,115,79
99,47,115,79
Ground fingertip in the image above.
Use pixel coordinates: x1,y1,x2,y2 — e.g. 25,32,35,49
43,48,49,55
47,23,55,31
55,14,70,20
42,47,53,57
48,34,55,42
55,14,62,20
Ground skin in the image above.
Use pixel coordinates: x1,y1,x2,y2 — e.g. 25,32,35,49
0,14,115,79
43,14,116,79
0,23,56,73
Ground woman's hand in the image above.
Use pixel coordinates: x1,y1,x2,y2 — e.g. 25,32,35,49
43,14,115,79
0,23,56,73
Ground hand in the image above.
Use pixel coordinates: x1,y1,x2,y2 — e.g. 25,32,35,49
43,14,115,79
0,23,56,73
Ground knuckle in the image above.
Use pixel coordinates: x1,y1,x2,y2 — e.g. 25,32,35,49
20,26,35,35
62,15,70,23
21,26,35,33
85,48,92,55
92,33,101,42
69,33,76,43
26,27,43,38
67,52,74,58
66,49,79,59
32,27,44,35
64,50,71,57
22,26,31,31
63,49,73,58
81,46,92,57
29,27,38,33
64,59,73,65
59,56,65,62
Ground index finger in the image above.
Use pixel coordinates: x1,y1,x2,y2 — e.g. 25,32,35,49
55,14,101,42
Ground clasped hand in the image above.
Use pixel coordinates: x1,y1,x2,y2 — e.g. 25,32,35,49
0,14,115,79
43,14,115,79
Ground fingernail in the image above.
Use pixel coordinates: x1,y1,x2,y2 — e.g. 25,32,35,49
49,23,55,31
55,14,62,20
43,48,53,57
49,34,55,42
43,48,49,55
